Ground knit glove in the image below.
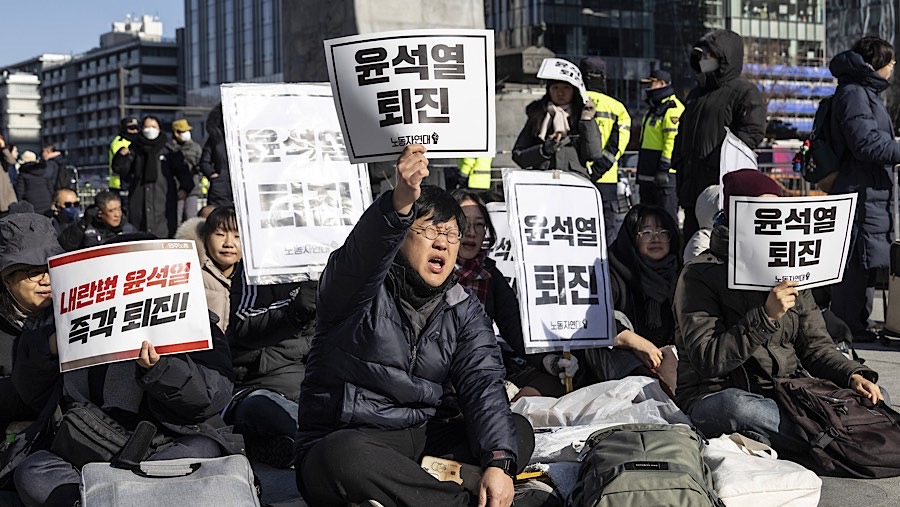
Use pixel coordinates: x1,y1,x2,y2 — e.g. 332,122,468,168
543,354,579,384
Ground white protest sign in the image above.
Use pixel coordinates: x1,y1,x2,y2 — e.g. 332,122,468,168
719,127,759,209
536,58,588,100
504,169,615,354
49,240,211,372
486,201,516,292
728,194,858,290
324,29,495,163
221,83,372,285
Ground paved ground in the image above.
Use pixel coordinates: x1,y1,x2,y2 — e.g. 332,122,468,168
258,293,900,506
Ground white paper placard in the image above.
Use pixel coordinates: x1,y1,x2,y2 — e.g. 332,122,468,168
536,57,588,99
504,169,615,353
728,194,857,290
324,29,496,163
486,201,516,292
719,127,759,208
220,83,372,285
49,240,211,372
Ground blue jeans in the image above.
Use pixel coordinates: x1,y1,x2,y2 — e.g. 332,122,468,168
230,389,298,439
688,388,808,455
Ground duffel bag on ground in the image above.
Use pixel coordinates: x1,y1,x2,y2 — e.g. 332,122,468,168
772,376,900,478
80,455,260,507
569,423,724,507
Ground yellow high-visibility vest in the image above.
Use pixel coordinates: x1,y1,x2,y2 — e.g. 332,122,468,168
108,135,131,190
640,94,684,174
457,157,492,189
586,90,631,184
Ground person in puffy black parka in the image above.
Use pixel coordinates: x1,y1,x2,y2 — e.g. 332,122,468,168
673,29,767,240
295,146,534,507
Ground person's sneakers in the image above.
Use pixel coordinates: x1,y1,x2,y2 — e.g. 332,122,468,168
245,434,295,469
513,480,562,507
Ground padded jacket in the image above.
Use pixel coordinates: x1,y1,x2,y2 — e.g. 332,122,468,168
674,225,877,412
828,49,899,270
296,192,516,467
673,29,767,209
511,95,605,179
12,311,241,451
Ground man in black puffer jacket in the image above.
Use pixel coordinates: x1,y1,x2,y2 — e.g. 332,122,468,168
296,145,533,507
673,29,767,240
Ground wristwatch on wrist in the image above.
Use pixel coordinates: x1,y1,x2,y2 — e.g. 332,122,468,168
486,457,517,478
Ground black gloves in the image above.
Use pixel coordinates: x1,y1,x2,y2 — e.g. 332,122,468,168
288,280,318,327
541,136,561,158
654,170,670,186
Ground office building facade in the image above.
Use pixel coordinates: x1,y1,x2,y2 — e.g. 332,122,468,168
707,0,830,134
30,15,180,169
183,0,284,106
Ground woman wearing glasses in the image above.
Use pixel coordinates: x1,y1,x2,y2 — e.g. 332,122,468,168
576,204,681,395
451,190,562,399
0,214,63,439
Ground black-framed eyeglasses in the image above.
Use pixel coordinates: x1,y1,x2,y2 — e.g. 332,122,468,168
15,267,49,282
410,225,462,244
59,201,80,208
636,229,671,242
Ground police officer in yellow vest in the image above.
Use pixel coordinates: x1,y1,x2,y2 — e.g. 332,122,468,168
108,117,138,195
456,156,492,190
637,69,684,221
580,57,632,245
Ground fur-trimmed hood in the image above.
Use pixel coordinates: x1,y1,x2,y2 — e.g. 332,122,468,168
174,217,208,264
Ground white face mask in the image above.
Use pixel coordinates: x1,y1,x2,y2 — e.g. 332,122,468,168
143,127,160,140
178,131,191,142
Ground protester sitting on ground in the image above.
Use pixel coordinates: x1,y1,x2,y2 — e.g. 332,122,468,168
683,184,719,263
295,145,540,507
58,190,136,251
175,206,241,333
586,204,681,395
0,214,61,435
450,189,559,400
10,231,241,506
674,168,881,455
45,188,80,236
511,79,602,179
225,260,316,468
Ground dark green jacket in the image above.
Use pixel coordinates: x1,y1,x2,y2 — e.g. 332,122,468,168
674,225,876,412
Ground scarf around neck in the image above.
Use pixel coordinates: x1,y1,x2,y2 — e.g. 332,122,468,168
456,251,492,304
390,252,454,310
538,103,572,141
636,253,679,329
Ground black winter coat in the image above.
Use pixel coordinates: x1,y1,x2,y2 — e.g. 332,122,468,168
14,162,53,215
227,261,315,402
112,134,193,238
199,104,233,206
296,193,516,466
512,95,605,178
12,311,240,451
673,29,767,209
828,50,899,270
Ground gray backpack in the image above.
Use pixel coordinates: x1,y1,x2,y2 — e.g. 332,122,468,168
569,423,724,507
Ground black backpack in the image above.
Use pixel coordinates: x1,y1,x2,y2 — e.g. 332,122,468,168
799,96,841,184
772,376,900,478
